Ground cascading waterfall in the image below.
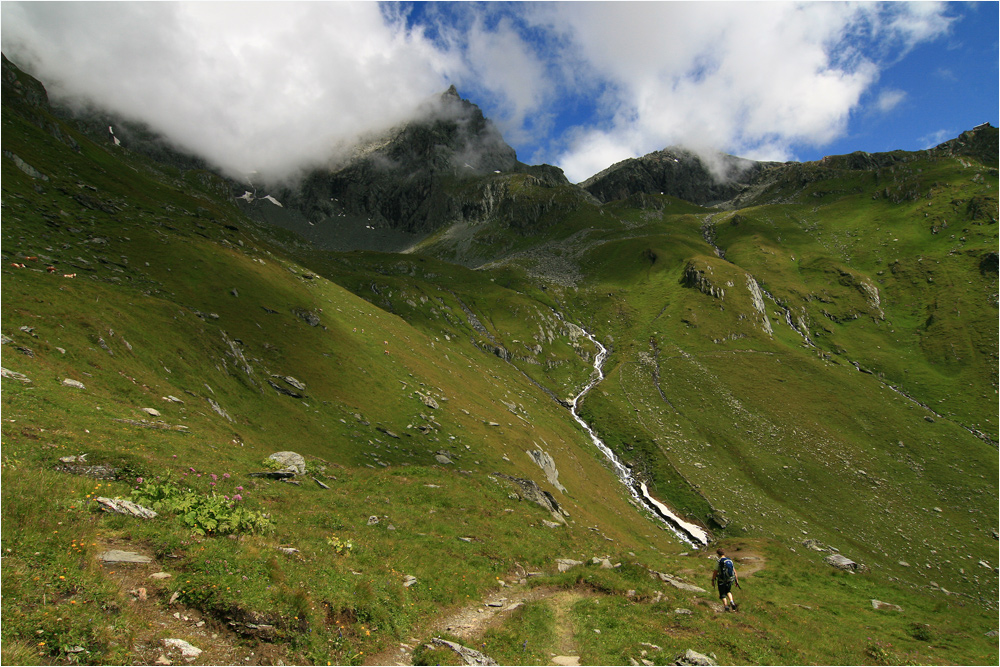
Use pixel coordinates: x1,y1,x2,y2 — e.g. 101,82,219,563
565,320,709,546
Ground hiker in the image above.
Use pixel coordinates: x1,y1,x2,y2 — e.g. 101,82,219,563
711,548,739,611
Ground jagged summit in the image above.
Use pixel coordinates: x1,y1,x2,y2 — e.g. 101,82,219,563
247,85,573,249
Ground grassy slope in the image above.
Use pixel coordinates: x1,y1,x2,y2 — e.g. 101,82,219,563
2,58,997,666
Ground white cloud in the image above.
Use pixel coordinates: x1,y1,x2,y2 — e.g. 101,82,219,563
540,2,951,181
0,2,456,181
876,89,908,113
919,128,953,149
0,1,957,185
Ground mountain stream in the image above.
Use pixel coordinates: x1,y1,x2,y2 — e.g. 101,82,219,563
567,321,710,547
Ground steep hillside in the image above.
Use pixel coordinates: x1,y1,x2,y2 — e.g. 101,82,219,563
2,53,997,666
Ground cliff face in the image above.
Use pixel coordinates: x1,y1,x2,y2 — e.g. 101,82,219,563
579,146,778,206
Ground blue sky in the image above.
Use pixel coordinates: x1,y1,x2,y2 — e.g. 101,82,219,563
3,1,996,183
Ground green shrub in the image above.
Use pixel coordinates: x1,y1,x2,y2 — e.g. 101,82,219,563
130,479,272,536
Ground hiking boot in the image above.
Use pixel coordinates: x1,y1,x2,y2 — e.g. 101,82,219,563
732,603,739,611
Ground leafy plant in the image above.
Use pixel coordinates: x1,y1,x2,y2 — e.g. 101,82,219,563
130,479,272,536
326,534,353,555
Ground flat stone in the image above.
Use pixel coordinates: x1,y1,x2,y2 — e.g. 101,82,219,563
62,378,86,389
552,657,581,666
98,550,153,564
142,407,162,417
149,572,172,580
162,638,202,661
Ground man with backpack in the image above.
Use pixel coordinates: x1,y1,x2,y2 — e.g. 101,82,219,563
711,548,740,612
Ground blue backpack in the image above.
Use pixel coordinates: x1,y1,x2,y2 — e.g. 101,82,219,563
718,557,735,585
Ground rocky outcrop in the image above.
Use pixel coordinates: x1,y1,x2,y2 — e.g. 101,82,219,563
681,260,725,299
527,448,566,493
491,473,567,523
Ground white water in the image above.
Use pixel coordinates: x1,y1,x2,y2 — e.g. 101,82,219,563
567,322,710,546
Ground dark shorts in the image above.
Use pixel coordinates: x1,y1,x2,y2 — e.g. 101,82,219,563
718,582,732,598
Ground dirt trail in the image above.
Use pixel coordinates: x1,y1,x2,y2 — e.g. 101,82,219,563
367,584,595,666
369,552,770,664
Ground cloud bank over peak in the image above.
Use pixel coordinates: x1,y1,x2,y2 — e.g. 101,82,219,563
1,2,456,181
1,2,959,184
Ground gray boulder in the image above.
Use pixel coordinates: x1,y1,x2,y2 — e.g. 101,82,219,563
268,451,306,475
674,649,717,666
95,497,158,519
432,637,498,666
825,553,863,572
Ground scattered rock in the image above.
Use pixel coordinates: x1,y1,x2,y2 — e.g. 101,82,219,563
267,378,302,398
95,497,158,519
417,392,439,409
1,367,31,383
652,571,707,593
556,558,584,572
98,550,153,564
674,609,693,615
403,575,418,587
267,451,306,475
247,471,295,479
162,638,202,662
431,638,497,666
271,375,306,391
542,520,562,529
207,397,232,422
434,454,453,465
871,599,903,612
312,477,330,490
825,554,863,572
55,461,117,479
155,656,171,665
674,649,717,666
802,539,837,553
149,572,172,580
278,547,300,555
292,308,320,327
62,378,86,389
367,515,380,526
141,407,162,417
58,454,88,463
